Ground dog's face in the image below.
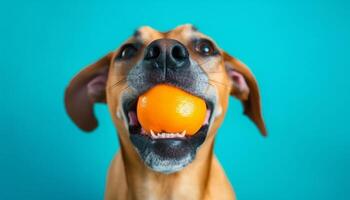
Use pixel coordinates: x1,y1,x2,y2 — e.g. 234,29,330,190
65,24,266,174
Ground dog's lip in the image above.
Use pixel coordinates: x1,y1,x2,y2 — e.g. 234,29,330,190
130,124,209,157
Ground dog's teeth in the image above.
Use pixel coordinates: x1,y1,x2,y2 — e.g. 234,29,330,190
150,130,157,138
149,131,188,139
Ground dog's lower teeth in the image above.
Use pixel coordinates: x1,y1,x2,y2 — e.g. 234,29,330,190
149,130,186,139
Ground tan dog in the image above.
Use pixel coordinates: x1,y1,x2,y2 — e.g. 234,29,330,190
65,24,266,200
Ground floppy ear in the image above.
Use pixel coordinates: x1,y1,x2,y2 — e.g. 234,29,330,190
64,53,112,132
223,52,267,136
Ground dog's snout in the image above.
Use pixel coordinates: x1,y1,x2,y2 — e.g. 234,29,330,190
144,39,190,71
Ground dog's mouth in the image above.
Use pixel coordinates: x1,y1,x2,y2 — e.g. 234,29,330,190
123,99,213,139
121,88,214,173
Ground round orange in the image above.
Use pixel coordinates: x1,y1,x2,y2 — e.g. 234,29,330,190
137,84,206,135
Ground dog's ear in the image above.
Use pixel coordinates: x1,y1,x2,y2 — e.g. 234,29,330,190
223,52,267,136
64,53,112,132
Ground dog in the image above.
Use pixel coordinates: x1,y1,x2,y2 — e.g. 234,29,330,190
64,24,267,200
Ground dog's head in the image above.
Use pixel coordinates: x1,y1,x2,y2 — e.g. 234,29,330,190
65,24,266,174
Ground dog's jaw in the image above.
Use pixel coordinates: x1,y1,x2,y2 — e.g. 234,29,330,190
143,148,193,174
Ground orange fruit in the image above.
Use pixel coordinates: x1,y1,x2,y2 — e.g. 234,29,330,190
137,84,206,135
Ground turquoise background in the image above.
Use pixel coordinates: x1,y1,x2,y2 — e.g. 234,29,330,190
1,0,349,199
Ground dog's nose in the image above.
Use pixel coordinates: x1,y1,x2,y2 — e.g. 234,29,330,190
144,39,190,71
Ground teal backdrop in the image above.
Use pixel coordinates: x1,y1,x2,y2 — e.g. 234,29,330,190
1,0,349,199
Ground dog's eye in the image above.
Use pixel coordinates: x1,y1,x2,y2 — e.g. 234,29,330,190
194,39,217,56
118,44,138,59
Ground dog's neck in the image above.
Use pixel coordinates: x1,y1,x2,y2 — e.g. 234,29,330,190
120,138,215,200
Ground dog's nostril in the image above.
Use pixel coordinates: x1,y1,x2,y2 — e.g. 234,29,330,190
171,45,188,60
145,45,161,60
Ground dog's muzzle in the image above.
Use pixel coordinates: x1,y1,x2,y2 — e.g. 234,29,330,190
122,39,216,173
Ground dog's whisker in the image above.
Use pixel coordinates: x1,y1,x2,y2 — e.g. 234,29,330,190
206,81,227,89
209,78,229,86
207,82,216,88
207,82,230,92
206,70,225,74
121,85,130,92
108,72,144,90
197,59,212,66
197,60,226,74
208,79,230,88
110,73,128,77
109,77,127,90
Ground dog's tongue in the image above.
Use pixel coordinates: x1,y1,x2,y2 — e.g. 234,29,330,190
128,111,138,126
204,110,211,125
